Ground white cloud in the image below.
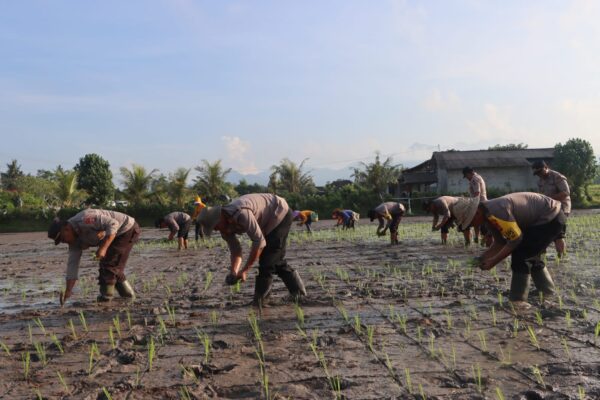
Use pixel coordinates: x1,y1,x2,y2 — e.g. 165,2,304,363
221,136,259,174
466,103,517,140
423,89,460,111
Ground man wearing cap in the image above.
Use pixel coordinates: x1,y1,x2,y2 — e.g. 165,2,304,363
155,211,192,250
195,205,222,240
531,160,571,258
462,166,487,244
48,209,140,305
453,193,565,307
367,202,405,245
422,196,471,245
214,193,306,306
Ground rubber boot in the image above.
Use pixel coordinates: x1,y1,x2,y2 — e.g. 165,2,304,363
252,274,273,308
116,280,136,299
530,267,555,297
279,269,307,300
97,283,115,302
509,273,531,310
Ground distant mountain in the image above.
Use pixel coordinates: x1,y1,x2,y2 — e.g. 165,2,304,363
226,167,354,186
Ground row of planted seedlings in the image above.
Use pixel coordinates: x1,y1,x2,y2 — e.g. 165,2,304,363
322,254,558,399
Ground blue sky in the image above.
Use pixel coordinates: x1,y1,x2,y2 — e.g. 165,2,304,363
1,0,599,182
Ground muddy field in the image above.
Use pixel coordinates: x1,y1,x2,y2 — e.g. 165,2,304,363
1,212,600,399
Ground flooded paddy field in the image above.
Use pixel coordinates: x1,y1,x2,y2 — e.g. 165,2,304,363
1,211,600,399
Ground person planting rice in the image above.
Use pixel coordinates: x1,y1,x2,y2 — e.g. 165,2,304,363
453,192,565,308
293,209,318,233
195,205,222,240
155,211,192,250
462,166,487,244
191,195,206,240
531,160,571,258
367,201,405,245
332,208,359,229
422,196,472,245
48,209,140,305
214,193,307,307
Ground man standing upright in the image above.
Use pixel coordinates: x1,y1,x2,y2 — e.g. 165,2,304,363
463,166,487,243
531,160,571,258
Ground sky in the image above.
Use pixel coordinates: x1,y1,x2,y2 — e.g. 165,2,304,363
1,0,599,184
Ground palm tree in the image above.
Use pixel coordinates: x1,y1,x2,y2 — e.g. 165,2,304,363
352,152,401,195
193,160,232,200
54,168,83,207
120,164,158,206
169,168,191,208
1,159,24,191
269,158,315,194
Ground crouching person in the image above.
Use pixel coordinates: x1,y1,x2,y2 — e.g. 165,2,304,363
368,201,405,245
453,192,564,308
48,209,140,305
422,196,471,246
155,211,192,250
215,194,307,307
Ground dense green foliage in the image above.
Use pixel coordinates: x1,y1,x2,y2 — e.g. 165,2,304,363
553,138,599,203
74,154,115,206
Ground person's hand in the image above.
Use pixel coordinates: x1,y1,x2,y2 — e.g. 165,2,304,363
96,247,107,260
480,256,496,271
225,273,239,285
432,225,441,231
237,269,249,282
59,289,71,307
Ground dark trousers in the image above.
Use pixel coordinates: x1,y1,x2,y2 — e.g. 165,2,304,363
259,210,293,273
178,220,191,239
389,213,403,234
99,223,140,285
511,212,566,274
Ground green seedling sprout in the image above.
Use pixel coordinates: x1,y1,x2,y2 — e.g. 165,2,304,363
582,309,588,320
366,325,375,352
353,315,362,334
79,311,88,332
196,330,211,364
50,333,63,354
498,346,512,365
594,321,600,344
491,306,497,327
33,317,46,336
113,315,122,338
102,387,113,400
532,365,545,387
147,336,155,371
33,341,47,366
404,367,413,394
180,386,192,400
495,387,505,400
204,271,213,291
565,310,572,329
331,375,342,400
22,351,31,380
451,343,457,370
477,331,488,352
418,383,426,400
294,303,305,328
561,336,571,360
109,326,116,349
534,310,543,326
88,342,100,375
417,325,423,343
28,323,33,344
527,325,540,350
210,310,219,327
339,306,349,322
578,385,585,400
0,340,11,356
512,318,519,338
397,314,408,334
445,309,452,329
428,334,436,357
57,371,69,393
472,363,483,393
68,319,77,339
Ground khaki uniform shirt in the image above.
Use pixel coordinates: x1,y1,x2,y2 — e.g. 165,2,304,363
469,172,487,201
374,202,405,220
66,210,136,280
538,170,571,215
482,192,561,249
221,194,289,256
431,196,459,227
164,212,191,234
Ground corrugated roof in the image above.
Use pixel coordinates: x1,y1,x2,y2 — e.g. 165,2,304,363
433,148,553,170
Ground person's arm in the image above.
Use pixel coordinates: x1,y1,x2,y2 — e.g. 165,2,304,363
95,214,120,259
480,222,522,270
236,211,266,280
61,246,82,305
551,175,570,201
376,216,386,235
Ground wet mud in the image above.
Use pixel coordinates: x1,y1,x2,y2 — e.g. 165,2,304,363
1,211,600,399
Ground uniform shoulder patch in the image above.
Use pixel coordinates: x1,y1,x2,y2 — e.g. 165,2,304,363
487,215,521,241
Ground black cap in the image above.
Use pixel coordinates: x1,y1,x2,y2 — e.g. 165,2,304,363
531,160,547,172
462,166,474,177
48,218,67,245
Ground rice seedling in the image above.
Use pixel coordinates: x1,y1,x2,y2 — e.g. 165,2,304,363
594,321,600,344
531,365,545,387
397,313,408,334
404,367,413,394
57,371,69,393
22,351,30,380
527,325,540,350
79,311,88,332
204,271,213,291
33,341,47,366
294,303,305,328
418,383,426,400
102,387,113,400
578,385,585,400
512,318,519,338
366,325,375,352
472,363,483,393
477,331,488,352
354,315,362,334
498,346,512,365
561,336,571,360
33,317,46,336
490,306,497,327
495,386,506,400
210,310,219,327
534,310,543,326
109,326,116,349
28,323,33,344
180,386,193,400
88,342,100,375
196,330,211,364
445,309,452,329
0,340,11,356
113,315,122,338
147,336,156,371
